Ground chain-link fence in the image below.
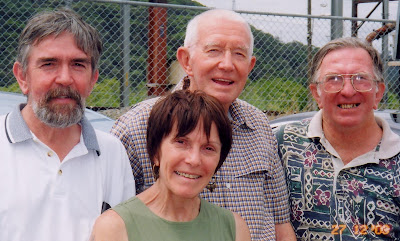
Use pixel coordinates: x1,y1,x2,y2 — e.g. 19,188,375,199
1,0,399,118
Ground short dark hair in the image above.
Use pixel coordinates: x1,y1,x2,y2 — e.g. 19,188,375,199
17,8,102,73
147,90,232,179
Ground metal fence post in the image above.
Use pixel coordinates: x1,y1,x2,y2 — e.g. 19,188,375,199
331,0,343,40
121,4,131,107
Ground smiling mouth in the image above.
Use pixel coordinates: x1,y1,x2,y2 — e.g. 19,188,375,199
175,171,200,179
338,103,360,109
49,96,76,104
212,78,233,85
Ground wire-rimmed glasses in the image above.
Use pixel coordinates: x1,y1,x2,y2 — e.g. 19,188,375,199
317,73,376,93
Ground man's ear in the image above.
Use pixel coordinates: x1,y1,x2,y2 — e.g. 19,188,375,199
373,82,386,109
88,69,99,95
176,46,193,76
248,56,256,73
309,83,323,109
13,62,29,95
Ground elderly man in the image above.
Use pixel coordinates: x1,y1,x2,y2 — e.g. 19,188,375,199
0,9,135,241
276,37,400,240
112,9,295,240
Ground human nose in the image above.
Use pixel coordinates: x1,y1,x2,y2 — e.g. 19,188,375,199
340,77,357,95
185,148,201,166
218,52,234,71
55,64,74,86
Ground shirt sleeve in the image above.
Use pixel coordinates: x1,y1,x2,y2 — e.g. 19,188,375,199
110,101,154,194
265,124,291,224
99,131,135,207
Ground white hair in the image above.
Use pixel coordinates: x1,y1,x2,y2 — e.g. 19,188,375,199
184,9,254,56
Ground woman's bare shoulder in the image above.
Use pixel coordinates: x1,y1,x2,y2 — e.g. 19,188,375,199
90,210,128,241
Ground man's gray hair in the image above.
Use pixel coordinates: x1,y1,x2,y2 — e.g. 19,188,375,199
16,8,102,73
310,37,383,84
184,9,254,56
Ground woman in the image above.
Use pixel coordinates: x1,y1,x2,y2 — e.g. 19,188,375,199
90,90,250,241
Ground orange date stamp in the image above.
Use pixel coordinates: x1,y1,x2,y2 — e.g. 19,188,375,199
331,224,391,236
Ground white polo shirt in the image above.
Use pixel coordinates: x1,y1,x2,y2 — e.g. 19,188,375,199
0,104,135,241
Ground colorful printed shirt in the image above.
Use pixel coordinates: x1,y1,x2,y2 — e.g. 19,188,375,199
276,110,400,241
111,84,290,240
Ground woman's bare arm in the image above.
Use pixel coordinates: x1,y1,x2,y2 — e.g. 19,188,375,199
275,222,297,241
90,210,128,241
233,212,251,241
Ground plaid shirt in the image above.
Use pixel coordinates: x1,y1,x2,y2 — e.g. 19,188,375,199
111,93,290,240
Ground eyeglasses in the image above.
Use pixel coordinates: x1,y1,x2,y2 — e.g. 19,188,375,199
317,73,377,93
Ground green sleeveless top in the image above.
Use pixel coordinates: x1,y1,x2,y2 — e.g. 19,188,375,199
113,197,236,241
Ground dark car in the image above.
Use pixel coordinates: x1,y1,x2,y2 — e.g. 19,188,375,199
270,109,400,135
0,91,115,132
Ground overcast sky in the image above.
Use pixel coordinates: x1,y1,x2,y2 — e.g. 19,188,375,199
194,0,398,51
195,0,398,19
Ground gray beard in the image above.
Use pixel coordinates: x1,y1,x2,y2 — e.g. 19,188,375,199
31,87,85,128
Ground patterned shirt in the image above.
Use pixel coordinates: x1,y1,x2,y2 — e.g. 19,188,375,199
111,90,290,240
276,110,400,241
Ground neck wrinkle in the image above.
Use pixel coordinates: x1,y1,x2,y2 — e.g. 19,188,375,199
138,181,201,222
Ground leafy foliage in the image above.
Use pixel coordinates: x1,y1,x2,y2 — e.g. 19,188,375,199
87,78,148,108
241,77,310,113
381,91,400,110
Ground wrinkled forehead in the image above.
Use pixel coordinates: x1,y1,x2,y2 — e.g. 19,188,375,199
196,20,251,49
319,47,373,72
31,32,89,55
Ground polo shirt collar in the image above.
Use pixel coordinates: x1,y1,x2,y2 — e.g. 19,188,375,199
307,110,323,138
5,104,101,155
307,109,400,159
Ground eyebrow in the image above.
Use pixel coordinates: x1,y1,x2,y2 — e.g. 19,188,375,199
204,43,249,52
72,58,92,65
324,71,369,75
208,140,222,147
36,57,91,64
36,57,57,63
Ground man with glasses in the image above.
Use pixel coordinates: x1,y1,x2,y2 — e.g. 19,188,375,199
275,37,400,240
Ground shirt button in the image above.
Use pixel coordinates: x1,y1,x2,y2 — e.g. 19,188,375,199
226,183,231,189
47,151,54,157
58,169,63,175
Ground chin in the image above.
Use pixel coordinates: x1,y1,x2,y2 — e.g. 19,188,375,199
334,118,364,128
212,95,233,107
